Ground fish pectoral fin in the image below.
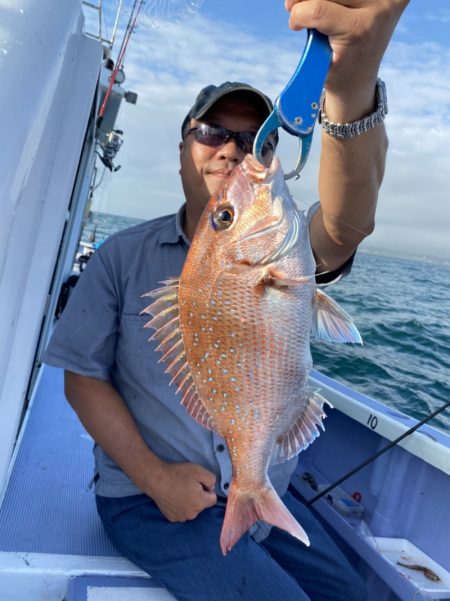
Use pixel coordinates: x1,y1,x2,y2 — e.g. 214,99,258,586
141,278,214,431
261,268,313,289
272,391,333,464
312,288,363,344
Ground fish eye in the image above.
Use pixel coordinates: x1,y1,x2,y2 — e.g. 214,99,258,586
212,205,235,230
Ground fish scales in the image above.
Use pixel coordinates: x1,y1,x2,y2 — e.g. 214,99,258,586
143,154,362,554
179,232,312,481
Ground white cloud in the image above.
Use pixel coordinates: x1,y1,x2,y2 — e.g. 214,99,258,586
425,10,450,25
373,41,450,259
92,12,450,260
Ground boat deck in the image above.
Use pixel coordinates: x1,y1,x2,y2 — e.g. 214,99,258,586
0,366,117,557
1,365,450,601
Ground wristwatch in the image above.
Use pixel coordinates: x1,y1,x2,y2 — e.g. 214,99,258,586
319,78,388,139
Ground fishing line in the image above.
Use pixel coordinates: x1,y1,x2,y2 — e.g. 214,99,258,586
305,398,450,506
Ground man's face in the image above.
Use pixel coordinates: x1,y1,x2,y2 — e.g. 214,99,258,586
179,95,273,213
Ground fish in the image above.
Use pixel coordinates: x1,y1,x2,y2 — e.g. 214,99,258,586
142,154,361,555
397,561,441,582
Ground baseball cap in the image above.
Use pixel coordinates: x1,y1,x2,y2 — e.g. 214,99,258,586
181,81,275,139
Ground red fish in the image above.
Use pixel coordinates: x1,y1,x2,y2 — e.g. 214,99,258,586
143,154,361,554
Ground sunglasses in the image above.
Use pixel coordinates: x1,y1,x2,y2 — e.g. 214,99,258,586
185,123,276,156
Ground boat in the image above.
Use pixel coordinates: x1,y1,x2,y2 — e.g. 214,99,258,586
1,1,449,599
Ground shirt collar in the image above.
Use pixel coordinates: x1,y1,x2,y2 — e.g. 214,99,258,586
158,203,191,247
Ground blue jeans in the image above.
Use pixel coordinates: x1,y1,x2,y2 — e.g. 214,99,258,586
96,490,366,601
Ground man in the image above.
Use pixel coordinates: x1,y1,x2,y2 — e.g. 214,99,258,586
44,1,409,599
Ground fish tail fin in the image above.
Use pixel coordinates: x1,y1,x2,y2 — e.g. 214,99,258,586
220,484,310,555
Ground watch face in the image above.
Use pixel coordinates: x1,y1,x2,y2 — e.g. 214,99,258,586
114,69,126,85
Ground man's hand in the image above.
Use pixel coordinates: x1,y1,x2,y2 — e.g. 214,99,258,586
64,372,217,524
150,462,217,522
285,0,409,115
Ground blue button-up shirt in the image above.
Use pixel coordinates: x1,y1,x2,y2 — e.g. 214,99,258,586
44,203,351,542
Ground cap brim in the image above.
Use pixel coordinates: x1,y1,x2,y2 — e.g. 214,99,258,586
192,85,272,121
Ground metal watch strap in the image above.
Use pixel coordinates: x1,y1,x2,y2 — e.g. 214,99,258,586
319,78,388,139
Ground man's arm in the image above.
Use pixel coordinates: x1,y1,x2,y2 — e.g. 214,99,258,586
311,96,388,275
64,371,217,521
286,0,409,275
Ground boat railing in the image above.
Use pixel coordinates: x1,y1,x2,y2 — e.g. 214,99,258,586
82,0,125,48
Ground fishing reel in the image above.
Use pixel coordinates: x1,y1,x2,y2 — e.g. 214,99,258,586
97,129,123,172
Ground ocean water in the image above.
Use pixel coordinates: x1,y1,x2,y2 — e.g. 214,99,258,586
82,212,450,434
311,252,450,434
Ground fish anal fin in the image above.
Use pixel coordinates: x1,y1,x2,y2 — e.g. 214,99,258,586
313,288,362,344
142,277,215,431
272,391,332,464
181,390,215,431
220,483,309,555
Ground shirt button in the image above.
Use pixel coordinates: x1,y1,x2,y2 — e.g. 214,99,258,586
216,444,225,452
223,482,230,490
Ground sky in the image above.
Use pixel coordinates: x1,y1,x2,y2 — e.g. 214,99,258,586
85,1,450,261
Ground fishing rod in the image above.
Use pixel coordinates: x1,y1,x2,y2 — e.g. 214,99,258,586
305,398,450,506
96,0,204,128
97,0,146,128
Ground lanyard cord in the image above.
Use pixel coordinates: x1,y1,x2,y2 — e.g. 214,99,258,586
305,399,450,506
97,0,145,127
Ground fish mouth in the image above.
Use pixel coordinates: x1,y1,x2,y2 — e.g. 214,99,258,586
237,201,301,266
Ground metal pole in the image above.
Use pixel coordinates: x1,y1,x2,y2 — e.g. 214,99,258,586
98,0,102,42
110,0,125,48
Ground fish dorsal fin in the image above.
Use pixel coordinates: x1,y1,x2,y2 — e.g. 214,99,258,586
312,288,362,344
271,391,332,464
141,279,215,431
